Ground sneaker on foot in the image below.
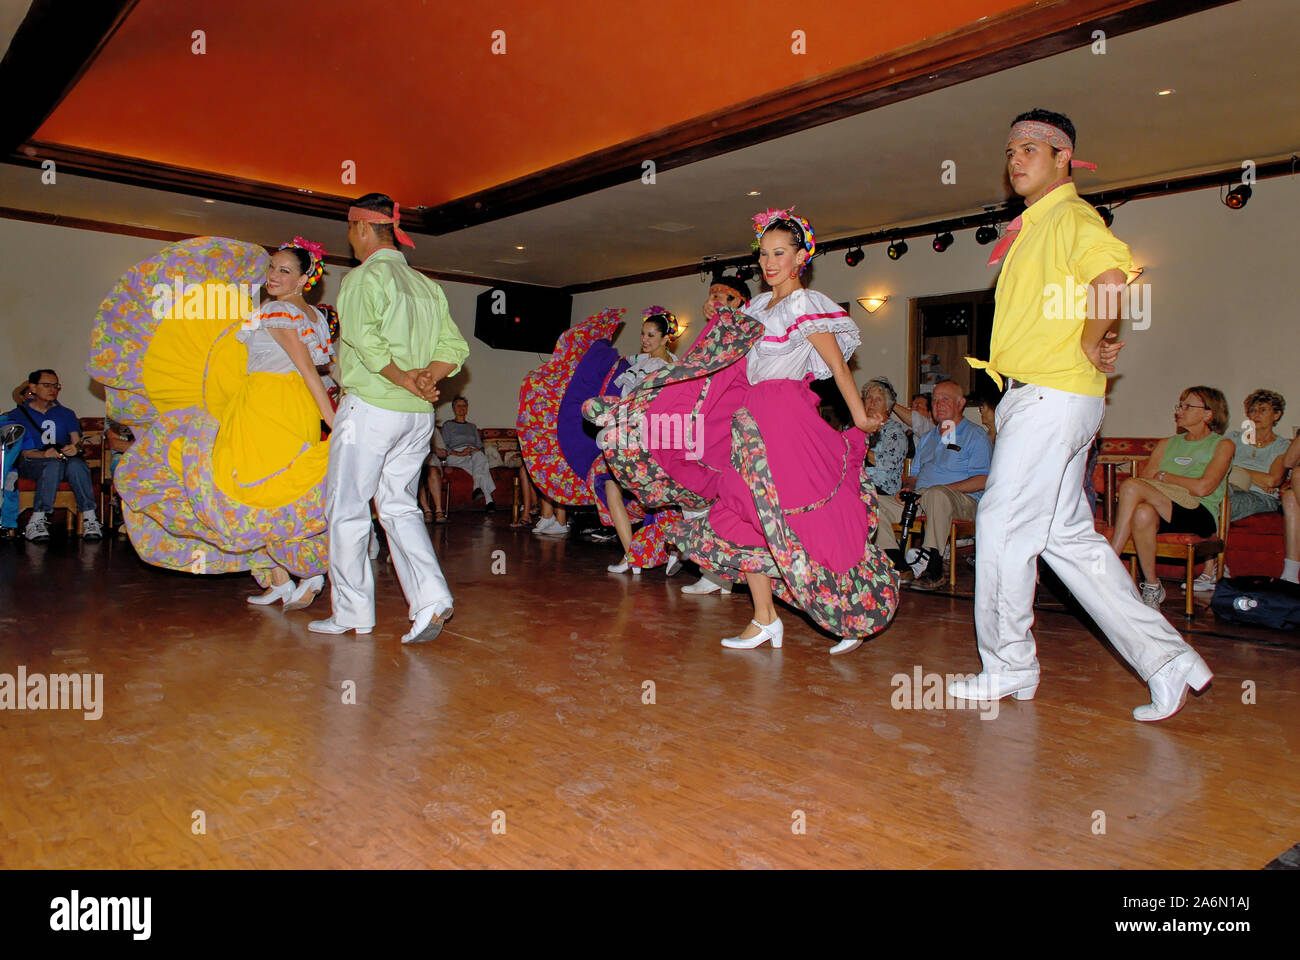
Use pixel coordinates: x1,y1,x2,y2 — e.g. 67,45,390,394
24,516,49,542
1140,580,1167,609
82,517,103,541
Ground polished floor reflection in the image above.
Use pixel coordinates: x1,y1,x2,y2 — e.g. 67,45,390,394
1,517,1296,869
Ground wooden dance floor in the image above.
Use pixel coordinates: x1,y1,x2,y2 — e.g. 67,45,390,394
2,517,1297,869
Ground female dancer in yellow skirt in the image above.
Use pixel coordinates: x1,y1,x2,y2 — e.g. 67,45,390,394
88,236,334,609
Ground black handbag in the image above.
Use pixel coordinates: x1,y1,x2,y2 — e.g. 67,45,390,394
1210,576,1300,630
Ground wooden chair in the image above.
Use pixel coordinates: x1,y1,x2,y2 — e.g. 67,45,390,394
1106,460,1231,618
948,518,976,590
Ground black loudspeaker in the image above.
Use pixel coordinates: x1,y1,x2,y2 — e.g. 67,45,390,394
474,283,572,353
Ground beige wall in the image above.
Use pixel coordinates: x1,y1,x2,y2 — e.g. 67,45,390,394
0,220,542,429
3,175,1297,438
572,177,1300,438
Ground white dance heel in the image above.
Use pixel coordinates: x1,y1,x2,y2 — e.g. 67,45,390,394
283,575,324,611
247,580,294,606
1133,650,1213,722
607,559,642,575
721,618,783,649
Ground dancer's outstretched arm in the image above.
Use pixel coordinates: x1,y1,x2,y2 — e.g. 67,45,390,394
807,332,882,434
270,327,335,429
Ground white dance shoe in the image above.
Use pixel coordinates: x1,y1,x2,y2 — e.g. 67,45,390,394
283,575,324,611
1133,650,1213,722
307,619,372,636
946,671,1039,702
247,581,294,606
402,604,453,645
664,552,682,577
607,559,642,575
367,529,381,559
682,576,731,595
721,618,783,649
828,636,863,656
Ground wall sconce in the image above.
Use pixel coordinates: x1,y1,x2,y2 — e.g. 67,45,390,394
856,296,889,314
1126,267,1145,285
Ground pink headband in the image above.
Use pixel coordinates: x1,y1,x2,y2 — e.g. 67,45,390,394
1007,121,1097,171
348,202,415,248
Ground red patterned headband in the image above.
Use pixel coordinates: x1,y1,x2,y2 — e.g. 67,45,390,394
348,202,416,248
1007,121,1097,171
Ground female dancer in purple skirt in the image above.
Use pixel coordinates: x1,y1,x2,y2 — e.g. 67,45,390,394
587,208,899,654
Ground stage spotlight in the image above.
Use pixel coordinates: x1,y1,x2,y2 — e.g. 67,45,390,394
975,224,998,245
1222,184,1252,209
844,246,865,267
887,239,908,260
932,232,954,253
1095,204,1114,227
736,265,754,281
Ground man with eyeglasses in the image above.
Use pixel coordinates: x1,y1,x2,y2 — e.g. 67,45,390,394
8,369,101,541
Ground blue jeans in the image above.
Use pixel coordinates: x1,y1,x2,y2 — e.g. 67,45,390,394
17,455,97,514
2,443,17,528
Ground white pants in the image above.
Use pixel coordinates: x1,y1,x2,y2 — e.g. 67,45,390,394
445,450,496,501
326,395,452,629
975,382,1192,682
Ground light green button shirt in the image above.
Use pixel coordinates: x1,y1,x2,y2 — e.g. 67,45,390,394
337,248,470,412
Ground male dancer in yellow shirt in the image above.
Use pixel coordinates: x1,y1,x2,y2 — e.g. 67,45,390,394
948,109,1212,721
310,193,470,643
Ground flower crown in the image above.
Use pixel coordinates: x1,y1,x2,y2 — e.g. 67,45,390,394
641,305,679,339
279,235,327,292
751,206,816,272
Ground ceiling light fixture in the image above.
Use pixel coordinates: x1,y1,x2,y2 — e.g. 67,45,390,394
1126,267,1145,285
856,296,889,314
747,190,761,197
1157,88,1175,96
1222,183,1252,209
1095,204,1114,227
887,239,908,261
737,265,755,281
931,232,954,253
975,224,998,245
844,246,865,267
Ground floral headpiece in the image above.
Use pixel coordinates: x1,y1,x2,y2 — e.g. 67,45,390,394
318,303,340,343
641,305,679,339
751,206,816,274
279,235,327,292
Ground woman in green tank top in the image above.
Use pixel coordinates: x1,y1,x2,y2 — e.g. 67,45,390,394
1109,386,1234,609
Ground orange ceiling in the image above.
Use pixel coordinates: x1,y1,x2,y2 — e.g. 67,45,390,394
37,0,1028,206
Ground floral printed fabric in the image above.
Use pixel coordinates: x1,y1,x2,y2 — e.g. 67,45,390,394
586,306,899,640
865,418,909,496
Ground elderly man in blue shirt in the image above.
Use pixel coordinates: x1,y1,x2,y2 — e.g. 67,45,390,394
873,379,991,589
7,369,102,541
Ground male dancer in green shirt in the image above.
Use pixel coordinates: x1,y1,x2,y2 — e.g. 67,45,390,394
309,193,470,643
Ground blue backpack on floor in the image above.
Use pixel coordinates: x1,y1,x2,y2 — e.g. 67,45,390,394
1210,576,1300,630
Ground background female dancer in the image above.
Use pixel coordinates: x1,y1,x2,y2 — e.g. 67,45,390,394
88,236,334,609
586,208,899,654
601,308,680,575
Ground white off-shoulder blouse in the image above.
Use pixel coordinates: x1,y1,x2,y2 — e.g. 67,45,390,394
743,288,860,384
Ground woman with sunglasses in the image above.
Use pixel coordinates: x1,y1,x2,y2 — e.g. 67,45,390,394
1108,386,1233,608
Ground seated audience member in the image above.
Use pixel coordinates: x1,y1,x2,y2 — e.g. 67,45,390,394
0,381,33,538
418,423,447,523
861,377,908,497
1108,386,1232,608
874,379,992,589
9,369,102,541
103,417,135,531
511,461,540,528
1278,434,1300,583
441,396,496,511
974,395,998,449
893,391,934,460
1193,389,1290,589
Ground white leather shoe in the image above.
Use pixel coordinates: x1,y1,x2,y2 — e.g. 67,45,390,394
828,636,863,656
1134,650,1213,722
283,575,324,611
532,517,558,535
681,576,730,595
664,552,682,577
721,618,783,649
607,559,642,575
308,618,372,636
947,671,1039,702
402,604,453,644
248,580,295,605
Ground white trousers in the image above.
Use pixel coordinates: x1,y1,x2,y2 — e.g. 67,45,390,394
975,382,1192,682
445,450,496,501
326,395,452,628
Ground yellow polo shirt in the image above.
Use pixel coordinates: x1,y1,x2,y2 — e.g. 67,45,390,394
972,181,1133,397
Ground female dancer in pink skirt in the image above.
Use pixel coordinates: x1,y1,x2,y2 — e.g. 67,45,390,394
586,208,899,654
